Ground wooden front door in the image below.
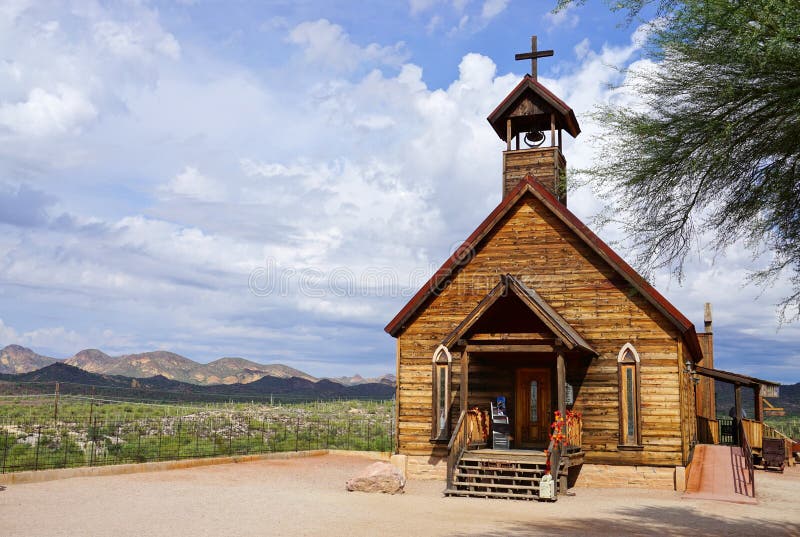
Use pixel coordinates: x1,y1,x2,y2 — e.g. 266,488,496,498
515,368,551,448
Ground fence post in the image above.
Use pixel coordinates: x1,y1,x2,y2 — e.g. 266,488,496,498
326,419,331,449
194,422,200,458
177,418,182,460
347,419,351,450
228,419,233,455
246,417,251,455
89,418,95,467
158,420,163,461
295,417,300,452
2,429,9,473
63,431,69,468
367,421,371,452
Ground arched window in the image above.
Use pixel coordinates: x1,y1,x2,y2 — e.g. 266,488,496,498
618,343,642,447
432,345,452,441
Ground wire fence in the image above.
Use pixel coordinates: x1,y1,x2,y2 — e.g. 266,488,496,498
1,411,395,474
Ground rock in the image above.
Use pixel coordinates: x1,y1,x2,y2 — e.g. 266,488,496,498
345,462,405,494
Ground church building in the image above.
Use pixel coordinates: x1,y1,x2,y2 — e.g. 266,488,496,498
384,38,716,497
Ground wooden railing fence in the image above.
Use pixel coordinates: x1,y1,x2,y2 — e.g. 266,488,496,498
741,419,763,450
738,419,755,497
696,416,719,445
446,410,468,490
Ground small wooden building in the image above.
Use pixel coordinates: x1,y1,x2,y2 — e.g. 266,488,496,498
385,46,720,496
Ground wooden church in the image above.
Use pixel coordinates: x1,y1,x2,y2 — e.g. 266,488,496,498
384,38,717,497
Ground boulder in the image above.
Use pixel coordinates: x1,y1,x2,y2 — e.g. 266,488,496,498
345,462,405,494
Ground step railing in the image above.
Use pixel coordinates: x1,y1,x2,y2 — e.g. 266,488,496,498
738,419,755,497
546,436,562,496
446,410,468,490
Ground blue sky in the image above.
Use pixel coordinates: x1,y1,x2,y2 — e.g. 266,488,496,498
0,0,797,382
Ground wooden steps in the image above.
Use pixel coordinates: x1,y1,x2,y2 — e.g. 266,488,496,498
445,449,577,501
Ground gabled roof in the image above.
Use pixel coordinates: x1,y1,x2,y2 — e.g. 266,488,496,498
441,274,596,355
487,75,581,140
384,175,704,361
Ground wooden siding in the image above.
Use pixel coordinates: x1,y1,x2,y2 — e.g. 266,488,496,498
503,147,565,202
396,193,687,466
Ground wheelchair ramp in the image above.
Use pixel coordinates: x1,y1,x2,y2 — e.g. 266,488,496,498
683,444,756,504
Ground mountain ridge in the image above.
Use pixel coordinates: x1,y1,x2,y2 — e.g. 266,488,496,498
1,344,386,387
0,362,395,400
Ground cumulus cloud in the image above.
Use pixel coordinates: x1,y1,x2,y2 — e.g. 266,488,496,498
480,0,508,21
0,85,96,138
0,5,796,379
160,166,227,202
287,19,407,72
544,3,580,30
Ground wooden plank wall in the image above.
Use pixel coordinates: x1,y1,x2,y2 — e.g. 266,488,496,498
503,148,566,200
396,194,687,467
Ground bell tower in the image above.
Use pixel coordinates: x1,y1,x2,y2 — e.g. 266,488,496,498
487,36,580,205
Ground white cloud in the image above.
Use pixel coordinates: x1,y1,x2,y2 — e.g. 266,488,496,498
0,6,797,380
544,3,580,29
160,166,227,202
480,0,508,20
93,18,181,61
0,84,96,137
287,19,407,72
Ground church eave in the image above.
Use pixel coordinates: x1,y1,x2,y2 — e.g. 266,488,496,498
486,76,581,139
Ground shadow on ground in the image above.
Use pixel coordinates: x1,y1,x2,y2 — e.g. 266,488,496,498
452,505,800,537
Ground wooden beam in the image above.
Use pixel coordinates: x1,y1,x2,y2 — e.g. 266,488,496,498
506,118,512,151
465,344,555,353
468,332,553,341
734,385,742,420
550,113,556,147
460,349,469,414
557,350,567,447
557,128,562,152
754,384,763,422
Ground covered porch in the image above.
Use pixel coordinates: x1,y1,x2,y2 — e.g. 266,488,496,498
438,275,595,499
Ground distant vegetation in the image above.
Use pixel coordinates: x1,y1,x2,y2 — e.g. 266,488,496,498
0,396,394,473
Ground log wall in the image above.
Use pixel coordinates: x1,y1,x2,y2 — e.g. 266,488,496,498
395,193,689,467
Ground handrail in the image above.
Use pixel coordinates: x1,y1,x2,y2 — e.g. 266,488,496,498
546,436,562,496
738,419,755,497
446,410,468,489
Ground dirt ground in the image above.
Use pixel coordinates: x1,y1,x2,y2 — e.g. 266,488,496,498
2,454,799,537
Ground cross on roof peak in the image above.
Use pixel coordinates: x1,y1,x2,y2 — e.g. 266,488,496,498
514,35,553,81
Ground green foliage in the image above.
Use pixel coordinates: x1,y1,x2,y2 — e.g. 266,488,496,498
0,397,395,472
556,0,800,318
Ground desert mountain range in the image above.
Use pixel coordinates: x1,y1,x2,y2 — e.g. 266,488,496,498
0,344,394,387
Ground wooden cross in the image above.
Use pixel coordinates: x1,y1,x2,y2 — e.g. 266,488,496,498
514,36,553,81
